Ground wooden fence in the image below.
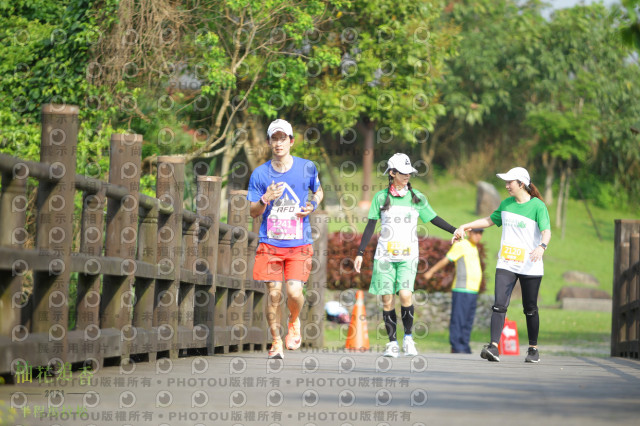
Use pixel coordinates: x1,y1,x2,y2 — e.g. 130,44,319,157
611,220,640,358
0,104,327,378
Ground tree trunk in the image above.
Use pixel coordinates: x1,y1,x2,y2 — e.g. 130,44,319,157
220,126,245,205
242,112,270,170
555,167,566,229
561,166,571,240
420,126,444,166
357,120,376,209
420,122,461,181
319,137,351,225
542,152,556,205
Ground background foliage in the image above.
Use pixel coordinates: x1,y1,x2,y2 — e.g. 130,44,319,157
2,0,638,209
326,232,488,293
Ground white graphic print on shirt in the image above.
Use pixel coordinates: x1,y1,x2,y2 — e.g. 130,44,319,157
376,205,420,262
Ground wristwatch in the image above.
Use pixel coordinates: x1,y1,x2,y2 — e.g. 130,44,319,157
539,243,547,250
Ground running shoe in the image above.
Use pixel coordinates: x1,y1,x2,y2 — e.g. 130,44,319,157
285,317,302,350
268,339,284,359
480,344,500,362
525,347,540,363
383,341,400,358
403,335,418,357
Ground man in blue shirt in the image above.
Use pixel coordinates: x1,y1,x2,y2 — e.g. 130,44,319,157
247,119,324,359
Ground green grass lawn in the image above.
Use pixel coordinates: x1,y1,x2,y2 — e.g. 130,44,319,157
323,308,612,357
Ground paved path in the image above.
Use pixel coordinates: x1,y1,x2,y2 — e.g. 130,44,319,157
1,349,639,426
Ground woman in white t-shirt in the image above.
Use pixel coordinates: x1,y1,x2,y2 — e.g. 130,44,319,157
454,167,551,363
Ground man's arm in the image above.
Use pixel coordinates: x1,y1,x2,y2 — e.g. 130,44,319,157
313,186,324,204
250,181,284,218
296,185,324,218
250,201,266,218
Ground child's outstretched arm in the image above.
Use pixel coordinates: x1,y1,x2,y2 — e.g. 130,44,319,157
423,256,451,280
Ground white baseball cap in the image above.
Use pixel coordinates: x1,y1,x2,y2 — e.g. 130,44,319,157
267,119,294,138
384,153,418,175
496,167,530,186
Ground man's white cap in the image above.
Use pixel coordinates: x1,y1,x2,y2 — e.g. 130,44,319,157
496,167,530,186
267,119,294,138
384,153,418,175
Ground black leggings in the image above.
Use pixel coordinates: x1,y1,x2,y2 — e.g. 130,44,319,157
490,268,542,346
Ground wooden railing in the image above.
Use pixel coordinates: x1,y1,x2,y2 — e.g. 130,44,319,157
0,104,327,377
611,220,640,359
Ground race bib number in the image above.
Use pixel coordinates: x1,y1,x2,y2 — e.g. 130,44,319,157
267,217,302,239
267,201,303,239
500,245,525,263
387,241,411,258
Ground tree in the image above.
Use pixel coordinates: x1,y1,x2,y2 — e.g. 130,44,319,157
621,0,640,51
0,0,119,174
429,0,546,179
124,1,344,184
302,0,458,206
430,1,640,208
528,4,640,208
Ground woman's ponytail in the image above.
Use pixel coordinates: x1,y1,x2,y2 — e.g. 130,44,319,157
525,182,544,202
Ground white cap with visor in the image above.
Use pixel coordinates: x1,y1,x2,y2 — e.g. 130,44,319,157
496,167,530,186
384,153,418,175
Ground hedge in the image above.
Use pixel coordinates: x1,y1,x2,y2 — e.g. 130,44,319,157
326,232,487,293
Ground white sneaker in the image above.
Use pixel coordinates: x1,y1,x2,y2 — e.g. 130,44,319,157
403,336,418,356
383,341,400,358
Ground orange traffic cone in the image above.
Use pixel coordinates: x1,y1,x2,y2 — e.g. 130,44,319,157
498,317,520,355
345,290,370,350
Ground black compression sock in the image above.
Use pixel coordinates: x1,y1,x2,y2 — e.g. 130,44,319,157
401,305,414,336
383,310,397,342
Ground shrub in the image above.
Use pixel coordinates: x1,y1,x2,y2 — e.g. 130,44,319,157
327,232,487,293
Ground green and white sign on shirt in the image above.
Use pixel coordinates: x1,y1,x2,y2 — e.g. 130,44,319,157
490,197,550,276
368,188,437,262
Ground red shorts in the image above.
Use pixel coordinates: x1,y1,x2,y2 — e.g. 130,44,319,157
253,243,313,282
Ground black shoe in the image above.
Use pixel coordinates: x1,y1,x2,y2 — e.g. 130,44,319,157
480,344,500,362
525,347,540,363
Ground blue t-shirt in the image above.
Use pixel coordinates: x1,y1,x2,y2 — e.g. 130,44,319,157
247,156,321,247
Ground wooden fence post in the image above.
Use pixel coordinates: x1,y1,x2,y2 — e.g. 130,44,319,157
0,162,28,336
31,104,79,369
155,156,184,358
76,187,105,331
215,222,232,352
245,215,266,350
133,203,158,361
612,220,640,358
100,133,142,361
227,190,250,351
180,216,198,336
194,176,221,355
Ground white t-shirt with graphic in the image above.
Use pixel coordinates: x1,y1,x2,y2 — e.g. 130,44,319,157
490,197,550,276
